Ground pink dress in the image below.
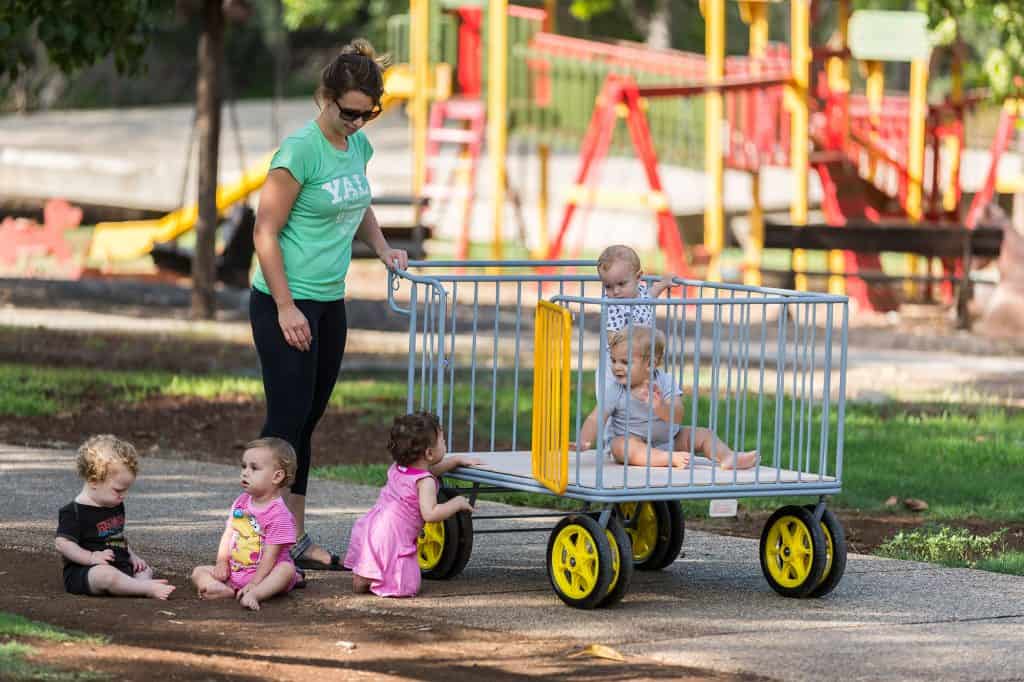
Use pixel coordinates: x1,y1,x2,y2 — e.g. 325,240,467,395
344,464,434,597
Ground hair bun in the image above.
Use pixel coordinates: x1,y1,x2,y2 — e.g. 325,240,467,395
342,38,376,60
339,38,391,69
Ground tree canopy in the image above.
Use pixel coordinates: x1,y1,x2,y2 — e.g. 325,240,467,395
0,0,169,83
920,0,1024,99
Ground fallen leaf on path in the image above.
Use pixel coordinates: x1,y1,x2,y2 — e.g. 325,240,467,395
567,644,625,662
884,496,898,508
157,610,175,617
168,620,185,625
335,641,357,651
904,498,929,512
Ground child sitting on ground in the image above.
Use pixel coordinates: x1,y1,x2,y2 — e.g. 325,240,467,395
577,326,759,470
55,435,175,600
344,412,478,597
191,438,300,611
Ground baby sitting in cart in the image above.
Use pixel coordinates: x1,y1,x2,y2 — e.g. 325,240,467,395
576,325,759,470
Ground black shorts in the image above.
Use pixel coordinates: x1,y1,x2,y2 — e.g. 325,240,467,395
63,561,133,595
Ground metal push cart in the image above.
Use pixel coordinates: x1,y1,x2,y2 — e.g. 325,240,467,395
387,260,849,609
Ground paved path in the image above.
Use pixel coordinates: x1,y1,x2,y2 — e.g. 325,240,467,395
3,444,1023,681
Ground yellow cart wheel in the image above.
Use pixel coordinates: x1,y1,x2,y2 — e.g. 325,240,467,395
617,501,685,570
418,490,473,580
598,515,634,608
546,514,614,609
804,505,847,598
759,505,827,598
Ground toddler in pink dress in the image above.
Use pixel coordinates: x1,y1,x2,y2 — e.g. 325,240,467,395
344,412,477,597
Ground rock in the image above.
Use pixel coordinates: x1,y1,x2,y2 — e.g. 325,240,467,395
904,498,929,512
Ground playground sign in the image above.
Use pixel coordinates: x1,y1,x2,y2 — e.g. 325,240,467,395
849,10,931,62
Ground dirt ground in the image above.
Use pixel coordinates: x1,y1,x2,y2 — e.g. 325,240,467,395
1,546,769,681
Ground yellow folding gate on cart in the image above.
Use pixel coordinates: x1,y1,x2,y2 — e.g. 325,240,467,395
531,301,571,495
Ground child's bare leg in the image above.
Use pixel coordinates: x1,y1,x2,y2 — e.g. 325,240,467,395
191,566,235,600
88,565,175,600
679,427,758,470
611,436,690,468
238,563,296,610
352,574,373,594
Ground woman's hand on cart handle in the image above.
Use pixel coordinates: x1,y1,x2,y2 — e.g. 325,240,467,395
377,246,408,271
278,302,312,352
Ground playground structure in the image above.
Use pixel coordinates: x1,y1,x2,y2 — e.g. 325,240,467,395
0,65,431,283
4,0,1022,321
390,260,849,608
389,0,1022,320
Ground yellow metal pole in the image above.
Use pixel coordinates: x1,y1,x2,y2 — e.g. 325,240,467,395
741,0,767,286
825,0,851,295
865,60,884,183
790,0,810,291
544,0,556,30
410,0,429,212
943,47,963,213
905,56,929,298
534,0,555,258
704,0,725,282
535,143,550,258
488,0,508,260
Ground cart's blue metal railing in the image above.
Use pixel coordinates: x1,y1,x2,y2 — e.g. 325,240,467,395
387,260,849,503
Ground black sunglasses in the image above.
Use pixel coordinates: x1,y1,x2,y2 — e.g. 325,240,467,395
335,100,382,122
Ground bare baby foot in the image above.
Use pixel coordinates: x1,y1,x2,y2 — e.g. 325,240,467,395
198,581,235,600
670,451,692,467
720,450,759,470
147,580,176,600
240,593,260,611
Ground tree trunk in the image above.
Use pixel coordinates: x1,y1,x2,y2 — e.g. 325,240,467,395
646,0,671,50
192,0,224,319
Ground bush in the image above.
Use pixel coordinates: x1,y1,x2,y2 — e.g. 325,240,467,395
876,525,1007,567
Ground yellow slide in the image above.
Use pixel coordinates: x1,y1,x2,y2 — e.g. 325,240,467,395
87,64,424,263
88,152,272,262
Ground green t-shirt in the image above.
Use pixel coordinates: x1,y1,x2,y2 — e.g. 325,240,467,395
253,120,373,301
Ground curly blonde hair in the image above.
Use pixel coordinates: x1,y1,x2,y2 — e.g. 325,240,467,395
608,326,665,366
76,435,139,483
244,437,297,489
597,244,642,276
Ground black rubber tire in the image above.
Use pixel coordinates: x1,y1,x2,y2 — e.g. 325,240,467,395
598,515,634,608
419,490,461,580
447,503,475,579
547,514,614,609
616,501,669,569
759,505,827,598
805,505,847,598
648,501,685,570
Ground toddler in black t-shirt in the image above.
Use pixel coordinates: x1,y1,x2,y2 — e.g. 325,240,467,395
55,435,174,599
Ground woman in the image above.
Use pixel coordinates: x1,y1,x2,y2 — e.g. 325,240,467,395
250,39,407,571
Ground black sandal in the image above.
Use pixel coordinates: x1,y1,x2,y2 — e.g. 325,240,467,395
291,533,347,571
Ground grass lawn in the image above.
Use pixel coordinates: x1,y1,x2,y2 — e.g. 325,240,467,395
5,362,1022,521
0,612,106,681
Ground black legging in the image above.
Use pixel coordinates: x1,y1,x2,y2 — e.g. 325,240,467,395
249,288,347,496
